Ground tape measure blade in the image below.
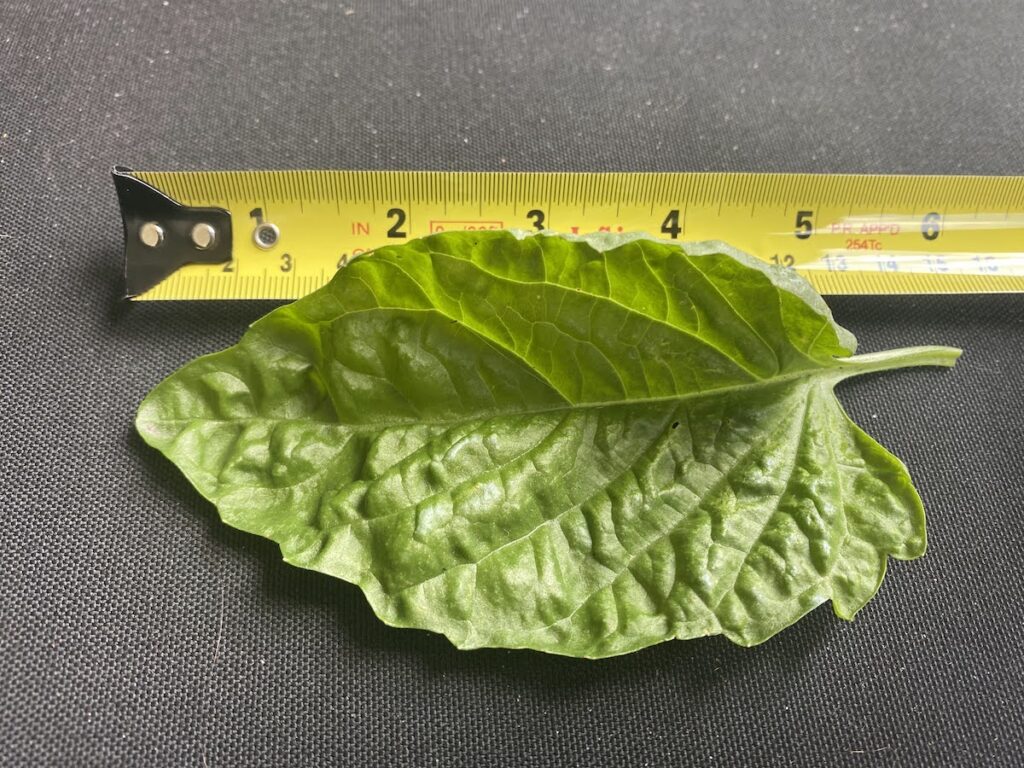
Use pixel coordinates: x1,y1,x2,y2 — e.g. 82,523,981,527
122,170,1024,300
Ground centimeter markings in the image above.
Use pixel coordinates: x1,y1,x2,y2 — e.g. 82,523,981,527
134,171,1024,299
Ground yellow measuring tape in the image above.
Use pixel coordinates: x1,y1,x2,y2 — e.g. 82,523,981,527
116,170,1024,299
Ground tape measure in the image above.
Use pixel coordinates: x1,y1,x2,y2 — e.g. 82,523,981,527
113,167,1024,299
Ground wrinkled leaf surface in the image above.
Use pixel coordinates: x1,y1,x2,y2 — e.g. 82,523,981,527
137,232,959,657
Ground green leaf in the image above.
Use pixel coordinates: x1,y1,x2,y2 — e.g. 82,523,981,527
137,232,960,658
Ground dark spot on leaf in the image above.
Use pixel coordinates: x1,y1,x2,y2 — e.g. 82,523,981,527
671,421,680,429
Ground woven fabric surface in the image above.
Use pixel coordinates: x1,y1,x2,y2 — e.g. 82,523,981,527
2,1,1023,765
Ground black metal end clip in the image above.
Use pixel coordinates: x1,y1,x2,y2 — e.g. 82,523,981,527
112,166,232,297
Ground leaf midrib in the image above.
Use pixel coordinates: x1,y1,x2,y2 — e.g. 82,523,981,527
143,363,845,430
142,344,952,435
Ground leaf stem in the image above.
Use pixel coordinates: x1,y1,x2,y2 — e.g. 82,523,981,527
834,345,962,378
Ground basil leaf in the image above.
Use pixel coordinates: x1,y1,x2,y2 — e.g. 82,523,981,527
137,232,960,658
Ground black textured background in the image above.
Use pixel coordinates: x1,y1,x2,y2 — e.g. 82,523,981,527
2,1,1023,765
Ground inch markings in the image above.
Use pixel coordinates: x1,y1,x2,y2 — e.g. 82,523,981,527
132,171,1024,299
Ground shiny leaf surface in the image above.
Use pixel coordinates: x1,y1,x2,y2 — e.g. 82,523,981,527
137,232,960,657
